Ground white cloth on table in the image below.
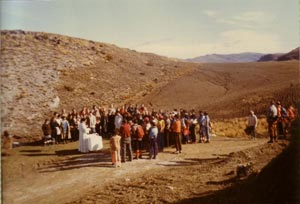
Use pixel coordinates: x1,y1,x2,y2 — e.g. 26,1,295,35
78,123,90,153
86,133,103,151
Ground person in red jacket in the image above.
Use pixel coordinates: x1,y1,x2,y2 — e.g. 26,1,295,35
120,120,132,162
132,120,145,159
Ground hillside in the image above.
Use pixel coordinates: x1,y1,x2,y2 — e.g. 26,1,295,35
1,30,299,139
257,53,283,62
257,48,299,62
0,30,198,138
186,52,264,63
277,47,299,61
139,61,299,118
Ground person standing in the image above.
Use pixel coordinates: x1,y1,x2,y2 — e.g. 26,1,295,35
198,111,205,143
120,120,132,162
110,129,122,168
61,116,71,143
89,112,96,133
107,110,115,137
149,121,159,159
50,112,59,144
287,104,296,135
204,112,211,143
56,114,63,144
267,101,278,143
132,120,145,159
68,115,77,142
172,114,182,154
78,118,90,153
157,115,165,152
164,114,171,147
190,114,198,143
42,119,52,142
247,110,258,139
114,111,123,130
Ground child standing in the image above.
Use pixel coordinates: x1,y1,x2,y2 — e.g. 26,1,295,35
110,129,122,167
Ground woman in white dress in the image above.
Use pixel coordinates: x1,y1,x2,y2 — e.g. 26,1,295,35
78,118,90,153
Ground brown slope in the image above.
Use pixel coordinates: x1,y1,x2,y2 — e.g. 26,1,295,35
0,30,198,138
139,61,299,118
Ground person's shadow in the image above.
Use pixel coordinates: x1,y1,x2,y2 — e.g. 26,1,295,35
38,149,113,172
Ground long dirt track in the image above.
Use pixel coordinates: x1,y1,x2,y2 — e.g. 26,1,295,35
2,135,293,204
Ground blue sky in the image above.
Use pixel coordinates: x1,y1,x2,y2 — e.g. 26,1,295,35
1,0,298,58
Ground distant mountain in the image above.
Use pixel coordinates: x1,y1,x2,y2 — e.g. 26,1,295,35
257,48,299,62
186,52,265,63
277,48,299,61
257,53,284,62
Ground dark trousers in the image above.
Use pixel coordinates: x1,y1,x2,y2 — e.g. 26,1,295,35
268,122,277,141
135,139,143,151
158,132,164,152
174,132,182,151
121,137,132,162
248,126,256,138
135,139,143,159
149,138,158,158
164,130,170,147
190,125,196,142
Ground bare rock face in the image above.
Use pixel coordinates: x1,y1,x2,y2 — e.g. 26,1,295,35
49,96,60,108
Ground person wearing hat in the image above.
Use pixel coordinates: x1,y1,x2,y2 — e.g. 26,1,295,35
247,110,258,139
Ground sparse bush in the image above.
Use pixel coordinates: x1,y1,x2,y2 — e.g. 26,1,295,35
64,85,74,92
106,54,113,61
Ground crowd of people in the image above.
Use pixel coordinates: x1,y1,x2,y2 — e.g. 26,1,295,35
42,104,212,166
41,101,297,167
265,101,296,143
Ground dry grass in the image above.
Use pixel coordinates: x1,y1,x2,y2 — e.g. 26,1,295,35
213,117,268,138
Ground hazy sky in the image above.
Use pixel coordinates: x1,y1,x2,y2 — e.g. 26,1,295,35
1,0,298,58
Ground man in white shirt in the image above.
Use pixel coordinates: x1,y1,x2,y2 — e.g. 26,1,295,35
247,110,258,139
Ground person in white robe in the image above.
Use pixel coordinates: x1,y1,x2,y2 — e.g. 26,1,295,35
78,118,90,153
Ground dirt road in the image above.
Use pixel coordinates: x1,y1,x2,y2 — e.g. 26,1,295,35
2,136,288,204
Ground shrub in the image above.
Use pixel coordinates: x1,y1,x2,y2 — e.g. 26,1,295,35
64,85,74,92
106,54,113,61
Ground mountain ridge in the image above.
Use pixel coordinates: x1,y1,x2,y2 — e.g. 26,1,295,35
186,52,265,63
